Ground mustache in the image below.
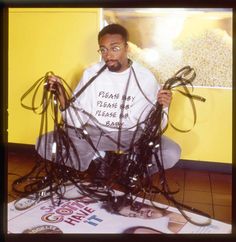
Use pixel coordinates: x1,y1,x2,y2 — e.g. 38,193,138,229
105,60,118,64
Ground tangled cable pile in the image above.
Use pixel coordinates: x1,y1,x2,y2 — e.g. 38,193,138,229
12,65,211,226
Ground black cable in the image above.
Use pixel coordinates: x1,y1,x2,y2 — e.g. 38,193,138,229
12,64,210,227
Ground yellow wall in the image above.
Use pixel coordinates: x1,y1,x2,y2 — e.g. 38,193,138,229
165,87,232,164
8,8,232,164
8,8,101,144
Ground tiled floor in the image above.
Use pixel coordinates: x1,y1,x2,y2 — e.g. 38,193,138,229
7,148,232,224
165,168,232,224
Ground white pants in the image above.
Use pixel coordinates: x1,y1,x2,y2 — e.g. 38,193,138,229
36,125,181,174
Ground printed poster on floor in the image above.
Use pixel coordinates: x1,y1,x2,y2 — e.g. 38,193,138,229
7,185,231,234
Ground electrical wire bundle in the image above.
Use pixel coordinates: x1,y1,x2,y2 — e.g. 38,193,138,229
11,65,211,226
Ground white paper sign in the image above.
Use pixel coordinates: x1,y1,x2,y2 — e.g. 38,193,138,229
8,185,231,234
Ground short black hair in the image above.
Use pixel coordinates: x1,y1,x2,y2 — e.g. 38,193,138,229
98,24,129,43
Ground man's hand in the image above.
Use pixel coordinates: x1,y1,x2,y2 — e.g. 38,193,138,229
46,75,63,94
157,89,172,108
46,75,68,110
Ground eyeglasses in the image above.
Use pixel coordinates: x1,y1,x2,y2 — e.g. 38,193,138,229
97,45,124,55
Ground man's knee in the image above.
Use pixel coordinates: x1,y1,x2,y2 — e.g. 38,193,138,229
160,137,181,169
35,133,54,160
171,142,181,163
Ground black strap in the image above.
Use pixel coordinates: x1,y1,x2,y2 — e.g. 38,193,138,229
163,66,206,133
70,64,107,103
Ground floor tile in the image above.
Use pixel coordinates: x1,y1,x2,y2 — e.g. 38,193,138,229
165,167,185,180
182,201,214,218
9,164,35,177
7,149,232,224
210,173,232,194
151,172,184,191
151,193,171,206
151,172,184,204
185,169,211,192
213,205,232,224
212,193,232,206
7,158,22,169
172,191,184,203
184,190,212,204
165,176,184,189
144,186,184,207
164,168,185,191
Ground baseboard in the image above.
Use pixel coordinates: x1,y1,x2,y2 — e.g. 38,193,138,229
7,143,35,152
176,159,232,174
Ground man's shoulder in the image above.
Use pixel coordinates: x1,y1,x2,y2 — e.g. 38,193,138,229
132,60,158,85
84,61,105,76
132,60,155,77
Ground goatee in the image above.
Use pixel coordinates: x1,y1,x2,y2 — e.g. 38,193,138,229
106,61,122,72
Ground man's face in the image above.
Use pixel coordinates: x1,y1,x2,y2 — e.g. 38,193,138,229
98,34,129,72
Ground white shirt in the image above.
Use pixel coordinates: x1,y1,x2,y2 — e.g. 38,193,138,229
62,60,167,131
